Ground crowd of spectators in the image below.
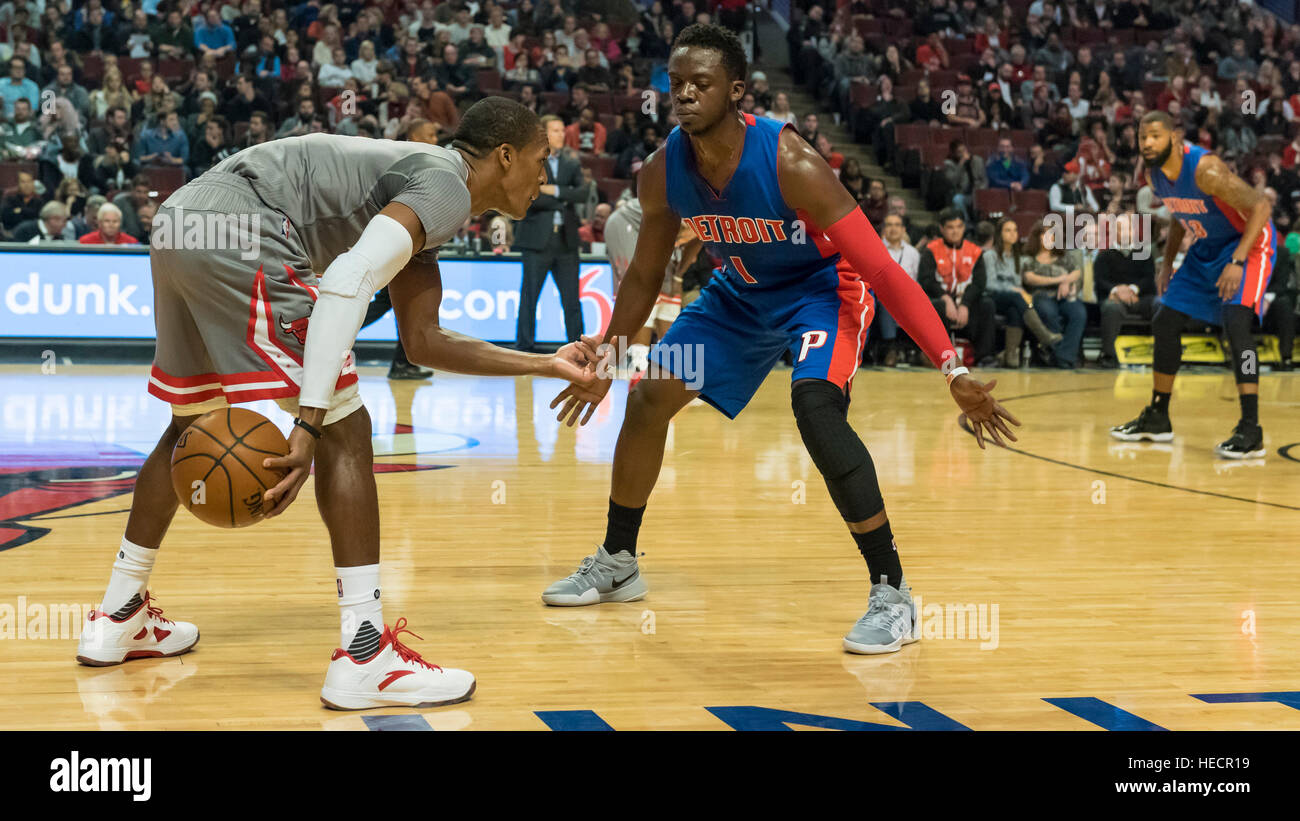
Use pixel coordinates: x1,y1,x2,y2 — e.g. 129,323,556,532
787,0,1298,369
3,0,1296,370
0,0,754,251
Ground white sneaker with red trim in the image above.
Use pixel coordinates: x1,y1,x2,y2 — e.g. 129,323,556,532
76,592,200,666
319,618,476,710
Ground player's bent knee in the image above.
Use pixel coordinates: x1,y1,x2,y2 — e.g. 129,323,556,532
1151,305,1187,335
1222,305,1260,384
627,377,692,425
790,380,884,521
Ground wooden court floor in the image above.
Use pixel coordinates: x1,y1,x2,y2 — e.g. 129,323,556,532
1,363,1298,730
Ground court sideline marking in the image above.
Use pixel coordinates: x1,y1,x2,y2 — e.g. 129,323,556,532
957,384,1300,511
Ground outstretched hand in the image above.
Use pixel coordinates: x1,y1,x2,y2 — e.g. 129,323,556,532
551,334,615,426
550,340,602,385
950,375,1020,449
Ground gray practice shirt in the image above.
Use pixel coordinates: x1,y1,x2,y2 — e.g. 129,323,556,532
205,133,472,272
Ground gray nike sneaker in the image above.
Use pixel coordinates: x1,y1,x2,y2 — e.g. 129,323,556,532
843,576,919,654
541,546,647,606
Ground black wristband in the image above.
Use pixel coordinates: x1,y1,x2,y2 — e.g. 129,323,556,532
1231,258,1247,267
293,417,323,440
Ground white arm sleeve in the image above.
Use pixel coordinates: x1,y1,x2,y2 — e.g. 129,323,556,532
299,214,416,410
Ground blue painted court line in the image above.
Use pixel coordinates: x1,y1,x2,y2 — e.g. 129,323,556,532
534,710,615,730
1044,697,1167,730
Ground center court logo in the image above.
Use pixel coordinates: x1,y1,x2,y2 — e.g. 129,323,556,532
150,206,261,261
49,751,151,801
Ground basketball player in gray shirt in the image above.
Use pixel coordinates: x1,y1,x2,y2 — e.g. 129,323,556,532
77,98,596,710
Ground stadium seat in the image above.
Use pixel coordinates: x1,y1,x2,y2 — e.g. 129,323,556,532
850,80,876,108
899,68,927,87
1011,211,1044,237
921,143,949,167
612,93,643,114
894,123,928,152
597,176,629,203
541,91,567,115
581,154,616,179
974,188,1012,218
1012,189,1049,213
476,69,502,92
82,53,104,85
140,166,185,198
965,129,1000,156
0,162,38,190
882,18,912,38
928,69,960,91
853,16,885,37
928,126,965,148
158,58,194,85
1008,129,1035,151
949,52,981,73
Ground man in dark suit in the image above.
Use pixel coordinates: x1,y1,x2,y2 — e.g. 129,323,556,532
512,114,585,351
1094,233,1157,368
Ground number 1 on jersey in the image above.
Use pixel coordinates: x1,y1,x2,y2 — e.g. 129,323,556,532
730,255,757,284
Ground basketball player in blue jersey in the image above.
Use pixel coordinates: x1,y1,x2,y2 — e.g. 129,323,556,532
542,25,1019,654
1112,111,1276,458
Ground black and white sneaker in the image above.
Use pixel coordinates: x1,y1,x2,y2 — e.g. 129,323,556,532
1214,421,1265,459
1109,405,1174,442
388,361,433,380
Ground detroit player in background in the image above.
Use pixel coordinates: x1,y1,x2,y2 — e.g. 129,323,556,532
75,99,596,709
1111,112,1276,458
544,25,1019,654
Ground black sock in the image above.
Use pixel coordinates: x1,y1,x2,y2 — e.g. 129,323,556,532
346,620,382,662
852,521,902,588
1151,390,1171,414
1240,393,1259,425
604,499,645,555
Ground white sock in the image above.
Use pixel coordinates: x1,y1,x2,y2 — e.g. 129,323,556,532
102,537,157,617
336,564,383,658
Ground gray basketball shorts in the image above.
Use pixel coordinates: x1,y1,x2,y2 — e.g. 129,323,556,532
147,171,362,424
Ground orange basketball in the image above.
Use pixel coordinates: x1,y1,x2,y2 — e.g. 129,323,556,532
171,408,289,528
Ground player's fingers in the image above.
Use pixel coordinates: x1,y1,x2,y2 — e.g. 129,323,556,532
983,421,1005,448
264,470,303,517
565,401,588,427
266,482,301,518
581,400,598,426
994,402,1021,427
556,395,578,422
549,388,571,410
970,417,986,449
981,378,998,392
989,412,1019,442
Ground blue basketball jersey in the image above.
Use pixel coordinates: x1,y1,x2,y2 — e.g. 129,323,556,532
1148,143,1250,257
664,113,840,292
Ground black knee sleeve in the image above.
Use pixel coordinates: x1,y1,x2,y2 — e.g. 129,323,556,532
1151,305,1187,375
790,379,884,522
1222,304,1260,385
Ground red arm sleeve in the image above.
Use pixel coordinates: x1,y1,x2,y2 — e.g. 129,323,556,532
824,208,956,371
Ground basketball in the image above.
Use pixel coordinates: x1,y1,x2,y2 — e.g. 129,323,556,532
170,408,289,528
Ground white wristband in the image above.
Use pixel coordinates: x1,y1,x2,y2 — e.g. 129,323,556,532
946,366,970,385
